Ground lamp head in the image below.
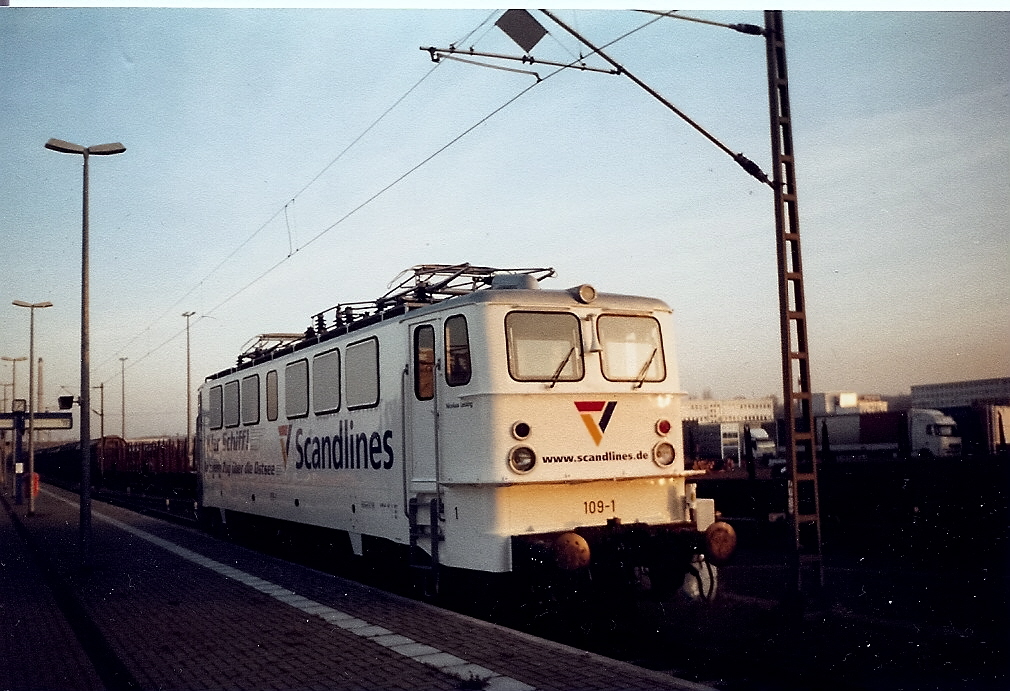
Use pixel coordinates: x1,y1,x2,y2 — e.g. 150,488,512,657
89,143,127,156
45,138,86,154
45,138,125,156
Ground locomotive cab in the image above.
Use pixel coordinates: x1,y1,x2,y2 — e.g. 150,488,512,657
405,277,730,593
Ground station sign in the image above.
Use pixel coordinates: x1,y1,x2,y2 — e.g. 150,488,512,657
0,411,74,430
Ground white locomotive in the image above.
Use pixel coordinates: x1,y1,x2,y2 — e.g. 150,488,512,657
197,264,734,595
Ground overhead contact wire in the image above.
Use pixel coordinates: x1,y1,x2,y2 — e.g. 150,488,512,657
104,13,664,378
206,15,669,307
95,64,443,381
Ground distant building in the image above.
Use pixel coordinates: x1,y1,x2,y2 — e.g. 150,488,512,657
911,377,1010,409
682,397,775,424
813,392,889,416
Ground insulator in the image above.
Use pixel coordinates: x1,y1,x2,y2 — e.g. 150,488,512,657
730,23,764,36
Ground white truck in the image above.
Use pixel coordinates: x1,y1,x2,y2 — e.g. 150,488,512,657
818,408,961,460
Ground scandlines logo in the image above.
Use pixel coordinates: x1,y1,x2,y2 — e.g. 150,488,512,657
575,401,617,446
278,425,291,470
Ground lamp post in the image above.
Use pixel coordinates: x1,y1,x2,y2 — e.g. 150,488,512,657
182,311,195,468
119,357,128,439
2,355,26,496
45,137,125,568
13,300,53,515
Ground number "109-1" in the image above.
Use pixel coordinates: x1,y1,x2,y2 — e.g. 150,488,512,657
584,499,616,515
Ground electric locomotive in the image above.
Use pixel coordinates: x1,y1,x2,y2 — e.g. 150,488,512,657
197,264,734,595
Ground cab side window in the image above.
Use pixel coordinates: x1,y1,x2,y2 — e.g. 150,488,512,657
414,325,435,400
444,315,471,387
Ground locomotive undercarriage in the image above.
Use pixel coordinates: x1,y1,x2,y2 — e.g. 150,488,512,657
511,520,703,598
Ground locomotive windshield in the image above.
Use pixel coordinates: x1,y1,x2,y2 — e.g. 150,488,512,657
505,312,666,384
506,311,585,382
597,315,666,383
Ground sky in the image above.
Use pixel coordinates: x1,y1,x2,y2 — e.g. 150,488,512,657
1,6,1008,439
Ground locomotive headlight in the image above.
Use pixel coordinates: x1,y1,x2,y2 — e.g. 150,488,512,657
508,445,537,474
653,441,676,467
511,421,531,440
568,283,597,304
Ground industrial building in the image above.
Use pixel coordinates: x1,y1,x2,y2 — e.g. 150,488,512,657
813,392,890,416
911,377,1010,409
681,397,775,425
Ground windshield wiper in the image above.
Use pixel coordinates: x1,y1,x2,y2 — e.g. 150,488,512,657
635,347,658,389
550,347,576,389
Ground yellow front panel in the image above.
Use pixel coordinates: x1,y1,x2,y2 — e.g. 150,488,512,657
440,477,688,572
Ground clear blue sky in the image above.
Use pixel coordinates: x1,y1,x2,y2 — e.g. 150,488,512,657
2,6,1008,438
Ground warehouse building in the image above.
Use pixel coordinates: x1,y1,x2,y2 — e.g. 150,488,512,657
911,377,1010,408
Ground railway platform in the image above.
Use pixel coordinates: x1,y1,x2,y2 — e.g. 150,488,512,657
2,483,714,691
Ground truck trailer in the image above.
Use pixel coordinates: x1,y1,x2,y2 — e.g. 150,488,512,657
939,403,1009,458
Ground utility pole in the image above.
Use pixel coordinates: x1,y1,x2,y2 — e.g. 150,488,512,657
119,357,128,439
93,383,105,439
183,311,195,468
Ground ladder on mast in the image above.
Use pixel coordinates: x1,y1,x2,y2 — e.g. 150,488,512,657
766,10,823,596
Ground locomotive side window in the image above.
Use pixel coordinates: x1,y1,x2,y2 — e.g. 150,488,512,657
597,315,666,383
266,370,278,422
313,348,341,414
444,315,472,387
505,311,584,383
223,380,240,428
346,338,379,409
285,359,309,419
208,385,223,430
414,325,435,401
241,375,260,425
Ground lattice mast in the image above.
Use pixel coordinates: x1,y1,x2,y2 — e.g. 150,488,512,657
766,10,823,594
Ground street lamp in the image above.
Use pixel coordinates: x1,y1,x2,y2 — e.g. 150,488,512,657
45,137,125,568
13,300,53,515
182,311,195,468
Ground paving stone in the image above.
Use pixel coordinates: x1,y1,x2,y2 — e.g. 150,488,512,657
5,485,713,691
